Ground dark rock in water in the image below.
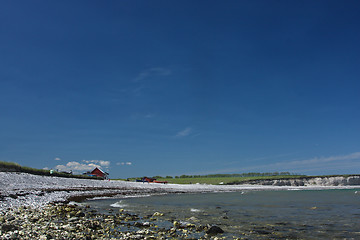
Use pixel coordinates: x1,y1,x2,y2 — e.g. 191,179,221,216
9,194,18,199
206,225,224,234
76,211,85,217
1,224,18,232
254,229,272,235
134,222,143,227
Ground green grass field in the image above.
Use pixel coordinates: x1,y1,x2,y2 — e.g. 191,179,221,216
124,174,359,185
154,175,305,185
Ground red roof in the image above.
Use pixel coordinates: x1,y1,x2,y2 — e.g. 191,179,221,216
90,167,109,178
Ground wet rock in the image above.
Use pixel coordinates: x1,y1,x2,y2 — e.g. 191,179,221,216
75,210,85,217
206,225,224,235
153,212,164,217
1,224,18,232
188,216,199,222
134,222,144,227
254,229,272,235
68,217,79,222
9,194,18,199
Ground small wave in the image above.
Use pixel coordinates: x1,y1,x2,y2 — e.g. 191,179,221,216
190,208,202,212
110,201,128,208
90,196,113,200
122,194,152,198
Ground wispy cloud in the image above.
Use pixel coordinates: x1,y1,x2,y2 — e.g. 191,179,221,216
269,152,360,169
134,67,172,82
192,152,360,175
54,157,61,161
145,114,155,118
116,162,132,166
223,152,360,174
55,160,110,173
176,127,192,137
130,113,155,120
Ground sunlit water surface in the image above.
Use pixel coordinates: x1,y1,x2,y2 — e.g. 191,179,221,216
84,189,360,239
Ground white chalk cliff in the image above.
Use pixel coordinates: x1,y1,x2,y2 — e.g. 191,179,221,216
242,176,360,186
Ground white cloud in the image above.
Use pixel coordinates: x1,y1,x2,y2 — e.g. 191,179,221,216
82,160,110,167
116,162,132,166
54,157,61,161
55,160,111,173
134,67,172,82
43,167,49,170
176,127,192,137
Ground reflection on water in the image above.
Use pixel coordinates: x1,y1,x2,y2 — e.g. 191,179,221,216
84,189,360,239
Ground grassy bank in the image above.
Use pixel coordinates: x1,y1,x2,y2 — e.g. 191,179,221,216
126,174,359,185
0,161,102,180
153,175,304,185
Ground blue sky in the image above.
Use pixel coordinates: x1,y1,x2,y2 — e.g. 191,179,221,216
1,1,360,178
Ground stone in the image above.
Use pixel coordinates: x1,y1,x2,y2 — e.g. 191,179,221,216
68,217,79,222
206,225,224,235
1,224,18,232
152,212,164,217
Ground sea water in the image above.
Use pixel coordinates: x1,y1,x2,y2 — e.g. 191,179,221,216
84,189,360,239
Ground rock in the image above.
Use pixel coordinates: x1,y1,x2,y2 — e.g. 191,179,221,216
173,221,180,227
187,216,199,222
30,217,40,223
1,224,18,232
6,216,15,221
9,194,18,199
134,222,143,227
68,217,79,222
206,225,224,235
152,212,164,217
75,210,85,217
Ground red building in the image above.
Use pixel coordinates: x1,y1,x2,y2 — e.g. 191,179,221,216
89,167,109,179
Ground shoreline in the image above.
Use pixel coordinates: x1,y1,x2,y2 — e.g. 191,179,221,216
1,172,360,211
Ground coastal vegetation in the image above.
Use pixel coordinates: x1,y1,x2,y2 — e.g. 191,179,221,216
127,172,359,185
0,161,102,180
125,172,304,185
155,174,306,185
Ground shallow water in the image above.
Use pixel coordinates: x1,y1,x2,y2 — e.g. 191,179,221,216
84,189,360,239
